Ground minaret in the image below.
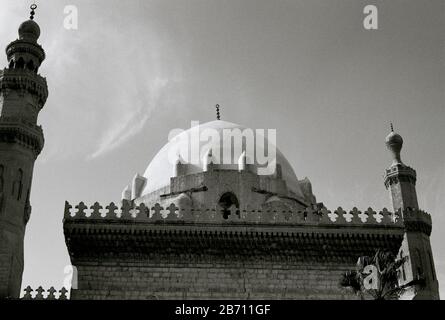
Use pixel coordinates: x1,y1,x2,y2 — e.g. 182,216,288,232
384,125,439,299
0,5,48,299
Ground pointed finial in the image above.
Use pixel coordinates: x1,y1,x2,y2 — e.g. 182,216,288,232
385,123,404,166
30,4,37,20
215,104,220,120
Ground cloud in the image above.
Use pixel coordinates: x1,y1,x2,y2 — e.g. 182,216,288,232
18,5,187,162
87,77,170,159
88,111,150,160
80,12,184,160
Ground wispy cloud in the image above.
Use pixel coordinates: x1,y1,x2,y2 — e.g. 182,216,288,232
21,5,186,162
88,77,170,159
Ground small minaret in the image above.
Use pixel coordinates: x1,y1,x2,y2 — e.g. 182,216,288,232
384,124,418,211
384,125,439,299
0,5,48,299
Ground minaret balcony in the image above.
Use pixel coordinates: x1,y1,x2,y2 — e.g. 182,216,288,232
0,68,48,105
6,39,45,63
0,116,44,155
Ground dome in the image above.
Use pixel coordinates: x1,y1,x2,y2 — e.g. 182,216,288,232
385,131,403,146
18,20,40,41
385,129,404,166
141,120,303,198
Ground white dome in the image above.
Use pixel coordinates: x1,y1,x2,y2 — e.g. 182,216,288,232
141,120,303,198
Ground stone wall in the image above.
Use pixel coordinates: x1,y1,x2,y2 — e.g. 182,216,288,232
71,257,357,300
64,202,407,300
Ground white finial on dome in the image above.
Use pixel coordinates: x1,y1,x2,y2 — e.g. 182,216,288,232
121,185,131,201
30,4,37,20
238,151,247,172
131,174,147,200
215,104,221,120
173,153,185,177
203,149,214,171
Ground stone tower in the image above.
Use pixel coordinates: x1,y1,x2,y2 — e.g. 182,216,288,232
0,6,47,299
384,125,439,299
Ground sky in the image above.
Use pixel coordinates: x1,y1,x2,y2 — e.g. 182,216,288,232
0,0,444,298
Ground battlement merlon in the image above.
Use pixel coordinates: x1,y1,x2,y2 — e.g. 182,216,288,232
21,286,68,300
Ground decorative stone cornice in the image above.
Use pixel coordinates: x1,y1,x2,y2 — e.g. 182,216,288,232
384,164,417,188
63,201,406,262
0,68,48,105
65,225,404,260
0,117,44,156
63,201,404,227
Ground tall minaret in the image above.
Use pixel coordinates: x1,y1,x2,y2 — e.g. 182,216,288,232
384,125,439,300
0,5,47,299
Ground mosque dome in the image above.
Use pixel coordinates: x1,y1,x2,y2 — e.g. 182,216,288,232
18,19,40,41
141,120,304,199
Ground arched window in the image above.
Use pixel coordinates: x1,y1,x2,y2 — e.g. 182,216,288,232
12,169,23,201
16,57,25,69
27,60,34,72
17,169,23,201
8,59,14,69
23,190,31,224
218,192,239,219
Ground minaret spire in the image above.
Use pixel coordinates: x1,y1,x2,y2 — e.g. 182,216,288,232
30,4,37,20
385,124,403,166
384,126,417,210
215,104,221,120
383,126,440,299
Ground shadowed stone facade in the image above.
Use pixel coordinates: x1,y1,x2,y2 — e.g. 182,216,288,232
384,128,440,299
64,203,406,299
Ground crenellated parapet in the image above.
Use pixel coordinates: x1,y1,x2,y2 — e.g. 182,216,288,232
21,286,69,300
63,201,408,264
63,201,404,227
